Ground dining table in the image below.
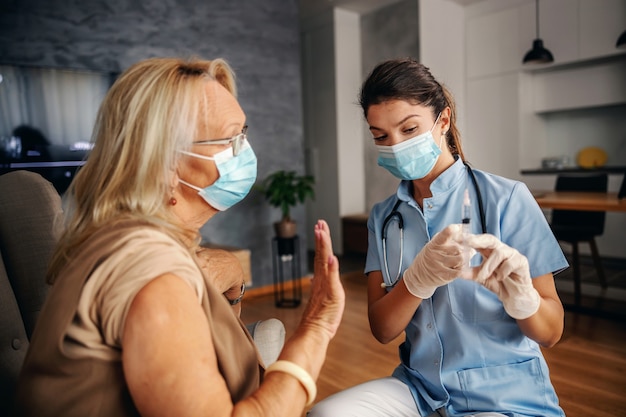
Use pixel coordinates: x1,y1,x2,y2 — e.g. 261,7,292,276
531,190,626,212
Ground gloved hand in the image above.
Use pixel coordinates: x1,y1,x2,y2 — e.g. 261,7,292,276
461,233,540,320
403,224,466,299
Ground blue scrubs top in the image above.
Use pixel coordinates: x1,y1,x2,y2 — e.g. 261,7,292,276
365,158,568,417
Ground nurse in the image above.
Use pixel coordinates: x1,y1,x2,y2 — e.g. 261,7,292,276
309,58,568,417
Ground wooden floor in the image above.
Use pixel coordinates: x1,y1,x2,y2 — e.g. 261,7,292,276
241,270,626,417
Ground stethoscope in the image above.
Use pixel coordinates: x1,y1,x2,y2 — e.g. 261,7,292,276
381,162,487,288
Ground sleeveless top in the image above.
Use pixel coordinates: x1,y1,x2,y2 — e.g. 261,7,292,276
15,220,261,416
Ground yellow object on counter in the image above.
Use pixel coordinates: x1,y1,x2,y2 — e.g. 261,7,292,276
577,147,608,168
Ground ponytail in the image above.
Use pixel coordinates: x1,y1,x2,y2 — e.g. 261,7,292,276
440,85,465,162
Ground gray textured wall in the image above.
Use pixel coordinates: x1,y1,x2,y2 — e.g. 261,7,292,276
0,0,307,288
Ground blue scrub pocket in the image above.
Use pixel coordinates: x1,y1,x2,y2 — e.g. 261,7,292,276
446,279,505,322
454,357,549,414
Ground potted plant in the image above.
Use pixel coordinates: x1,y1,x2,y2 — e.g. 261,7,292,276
258,170,315,239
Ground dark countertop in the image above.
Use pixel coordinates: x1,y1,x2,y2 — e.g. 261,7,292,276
521,166,626,175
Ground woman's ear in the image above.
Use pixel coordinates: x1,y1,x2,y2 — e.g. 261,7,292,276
440,107,452,134
169,169,180,190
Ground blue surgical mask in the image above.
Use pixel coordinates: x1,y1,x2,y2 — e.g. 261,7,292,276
179,140,257,211
376,114,443,180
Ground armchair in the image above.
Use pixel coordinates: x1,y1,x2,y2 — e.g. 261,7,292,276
0,170,61,414
0,171,283,414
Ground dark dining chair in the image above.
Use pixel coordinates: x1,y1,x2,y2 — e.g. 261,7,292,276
550,173,608,305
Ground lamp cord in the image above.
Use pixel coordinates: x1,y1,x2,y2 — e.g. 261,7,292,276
535,0,540,38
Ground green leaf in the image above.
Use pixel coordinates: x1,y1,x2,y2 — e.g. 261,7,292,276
257,169,316,220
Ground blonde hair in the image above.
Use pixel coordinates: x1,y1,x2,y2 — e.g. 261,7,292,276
47,57,237,283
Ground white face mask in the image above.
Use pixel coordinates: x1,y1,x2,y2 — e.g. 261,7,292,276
376,113,443,180
178,140,257,210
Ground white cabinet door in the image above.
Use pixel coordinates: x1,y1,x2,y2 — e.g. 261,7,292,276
579,0,626,59
535,0,625,64
539,0,579,64
532,58,626,112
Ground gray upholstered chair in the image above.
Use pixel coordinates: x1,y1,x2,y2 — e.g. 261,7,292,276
0,170,284,414
0,170,62,414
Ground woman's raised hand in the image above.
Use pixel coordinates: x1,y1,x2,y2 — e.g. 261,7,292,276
301,220,345,340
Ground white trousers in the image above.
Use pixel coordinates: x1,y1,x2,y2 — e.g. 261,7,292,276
308,377,508,417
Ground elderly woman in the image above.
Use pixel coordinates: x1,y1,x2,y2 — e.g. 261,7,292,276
15,57,345,417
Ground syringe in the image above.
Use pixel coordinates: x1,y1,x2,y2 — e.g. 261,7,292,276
462,188,471,269
462,188,471,231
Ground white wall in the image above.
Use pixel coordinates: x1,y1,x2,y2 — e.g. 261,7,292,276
419,0,467,136
301,9,342,253
334,9,366,221
301,8,366,254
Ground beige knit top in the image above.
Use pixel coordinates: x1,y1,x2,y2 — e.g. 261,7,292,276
16,220,261,417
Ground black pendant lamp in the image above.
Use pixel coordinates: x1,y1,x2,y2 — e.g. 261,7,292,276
617,30,626,49
523,0,554,64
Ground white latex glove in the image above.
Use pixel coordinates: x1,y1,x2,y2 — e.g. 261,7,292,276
461,234,540,320
403,224,465,299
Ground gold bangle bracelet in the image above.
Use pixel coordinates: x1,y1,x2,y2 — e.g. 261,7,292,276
264,360,317,406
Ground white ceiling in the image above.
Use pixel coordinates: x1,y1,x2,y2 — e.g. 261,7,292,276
298,0,402,16
298,0,485,19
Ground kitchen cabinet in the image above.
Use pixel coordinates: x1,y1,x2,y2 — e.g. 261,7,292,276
530,55,626,113
526,0,626,113
540,0,626,66
539,0,579,64
579,0,626,60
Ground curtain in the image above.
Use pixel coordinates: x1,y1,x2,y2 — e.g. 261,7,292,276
0,65,110,146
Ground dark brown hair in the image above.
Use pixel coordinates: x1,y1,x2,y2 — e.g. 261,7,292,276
359,57,465,161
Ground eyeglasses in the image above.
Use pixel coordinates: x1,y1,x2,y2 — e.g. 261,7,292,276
193,125,248,156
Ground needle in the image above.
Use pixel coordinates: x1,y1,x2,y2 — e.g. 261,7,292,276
462,188,471,269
